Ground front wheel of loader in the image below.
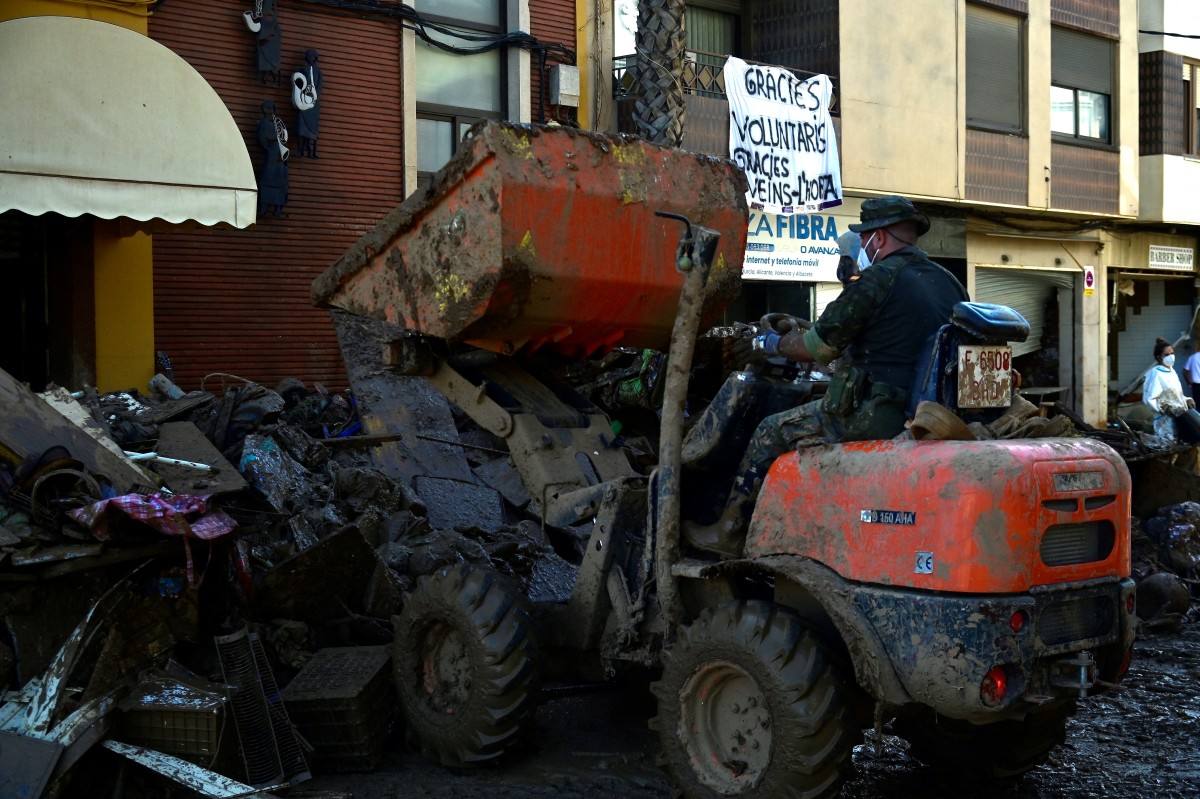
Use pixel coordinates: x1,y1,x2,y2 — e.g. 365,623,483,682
393,563,541,767
894,700,1076,780
651,601,861,798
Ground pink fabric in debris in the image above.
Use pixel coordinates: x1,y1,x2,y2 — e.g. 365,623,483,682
69,492,237,541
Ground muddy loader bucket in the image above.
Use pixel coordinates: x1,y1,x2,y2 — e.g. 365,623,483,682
312,121,749,357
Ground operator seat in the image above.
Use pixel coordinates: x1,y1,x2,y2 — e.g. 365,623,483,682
907,301,1030,420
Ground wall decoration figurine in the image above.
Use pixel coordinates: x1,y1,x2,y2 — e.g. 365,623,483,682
291,49,323,158
248,0,282,86
242,0,274,33
256,101,289,217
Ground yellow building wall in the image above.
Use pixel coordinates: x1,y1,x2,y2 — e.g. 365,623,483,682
94,223,154,393
1,1,148,31
838,0,962,199
3,1,154,393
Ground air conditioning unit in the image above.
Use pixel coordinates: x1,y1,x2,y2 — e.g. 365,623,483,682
549,64,580,108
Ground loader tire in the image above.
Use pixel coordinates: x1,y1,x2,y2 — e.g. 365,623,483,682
393,563,540,767
651,601,860,798
894,700,1076,780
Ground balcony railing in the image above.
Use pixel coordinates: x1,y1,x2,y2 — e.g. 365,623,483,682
613,50,837,107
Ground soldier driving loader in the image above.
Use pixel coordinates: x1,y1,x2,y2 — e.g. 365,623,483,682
683,195,970,558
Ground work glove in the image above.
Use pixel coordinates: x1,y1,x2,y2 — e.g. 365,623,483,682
1163,400,1187,417
728,329,781,368
1189,397,1196,411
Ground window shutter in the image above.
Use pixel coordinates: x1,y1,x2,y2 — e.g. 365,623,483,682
967,6,1022,129
1052,27,1113,94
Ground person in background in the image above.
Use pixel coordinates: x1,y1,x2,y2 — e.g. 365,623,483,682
835,231,867,288
1143,338,1193,441
1183,346,1200,406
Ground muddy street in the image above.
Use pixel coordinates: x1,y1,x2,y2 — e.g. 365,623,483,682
300,616,1200,799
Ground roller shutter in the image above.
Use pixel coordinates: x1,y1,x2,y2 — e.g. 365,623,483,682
975,268,1075,357
149,3,404,391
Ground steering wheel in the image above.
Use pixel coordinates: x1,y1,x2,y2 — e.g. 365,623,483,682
760,313,812,336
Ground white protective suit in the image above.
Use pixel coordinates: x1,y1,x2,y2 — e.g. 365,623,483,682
1143,364,1188,440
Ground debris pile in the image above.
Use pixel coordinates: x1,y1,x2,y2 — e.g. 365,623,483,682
0,361,579,797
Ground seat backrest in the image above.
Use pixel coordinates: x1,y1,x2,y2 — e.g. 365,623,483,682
907,324,959,417
950,302,1030,343
907,302,1031,418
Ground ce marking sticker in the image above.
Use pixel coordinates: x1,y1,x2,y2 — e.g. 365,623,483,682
914,552,934,574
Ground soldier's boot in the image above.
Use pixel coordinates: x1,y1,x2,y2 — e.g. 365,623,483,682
681,458,767,559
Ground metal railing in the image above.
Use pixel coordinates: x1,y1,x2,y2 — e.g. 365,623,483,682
613,50,838,107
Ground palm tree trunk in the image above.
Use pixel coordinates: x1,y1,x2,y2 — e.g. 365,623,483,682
632,0,686,147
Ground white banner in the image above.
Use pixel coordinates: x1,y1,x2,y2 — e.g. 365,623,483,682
725,56,843,215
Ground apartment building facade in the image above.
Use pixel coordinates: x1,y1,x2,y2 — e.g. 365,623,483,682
597,0,1200,426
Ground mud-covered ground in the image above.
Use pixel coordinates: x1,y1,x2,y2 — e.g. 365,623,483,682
300,614,1200,799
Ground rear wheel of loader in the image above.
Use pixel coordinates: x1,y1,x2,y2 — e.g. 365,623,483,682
393,563,541,767
652,601,860,798
894,701,1076,780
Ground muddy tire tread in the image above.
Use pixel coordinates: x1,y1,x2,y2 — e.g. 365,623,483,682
393,564,540,767
651,600,860,799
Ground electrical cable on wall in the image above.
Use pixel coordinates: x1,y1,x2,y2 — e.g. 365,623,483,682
1139,29,1200,39
286,0,576,66
280,0,576,124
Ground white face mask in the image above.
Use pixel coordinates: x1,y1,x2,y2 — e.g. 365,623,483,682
1163,353,1176,368
856,242,872,271
861,231,878,267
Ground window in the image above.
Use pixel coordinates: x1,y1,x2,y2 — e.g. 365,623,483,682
966,4,1024,133
1050,27,1114,145
1187,61,1200,155
685,5,739,98
415,1,506,188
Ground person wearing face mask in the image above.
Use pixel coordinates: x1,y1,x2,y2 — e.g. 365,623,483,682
1143,338,1194,440
685,196,968,558
834,230,870,287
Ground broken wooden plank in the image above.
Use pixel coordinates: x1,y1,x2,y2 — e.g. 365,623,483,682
316,432,404,447
150,422,247,496
102,740,285,798
138,392,214,426
10,543,103,567
0,375,156,494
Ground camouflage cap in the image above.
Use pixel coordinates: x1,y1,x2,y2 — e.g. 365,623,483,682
848,195,931,236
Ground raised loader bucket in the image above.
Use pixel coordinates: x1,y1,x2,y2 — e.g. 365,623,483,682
312,121,749,357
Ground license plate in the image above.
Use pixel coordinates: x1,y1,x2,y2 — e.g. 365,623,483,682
957,344,1013,409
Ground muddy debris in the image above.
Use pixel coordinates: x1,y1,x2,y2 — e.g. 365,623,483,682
1,350,1200,797
0,363,583,797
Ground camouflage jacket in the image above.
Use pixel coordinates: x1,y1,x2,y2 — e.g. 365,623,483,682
802,245,968,388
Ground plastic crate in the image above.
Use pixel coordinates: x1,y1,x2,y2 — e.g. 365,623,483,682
281,645,395,772
117,673,231,769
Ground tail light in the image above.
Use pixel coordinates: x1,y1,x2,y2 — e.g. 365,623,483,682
980,666,1008,706
1009,610,1029,633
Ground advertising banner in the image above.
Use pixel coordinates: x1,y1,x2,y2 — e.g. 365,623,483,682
743,208,859,283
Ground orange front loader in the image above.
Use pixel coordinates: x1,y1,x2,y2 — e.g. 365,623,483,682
315,120,1136,799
